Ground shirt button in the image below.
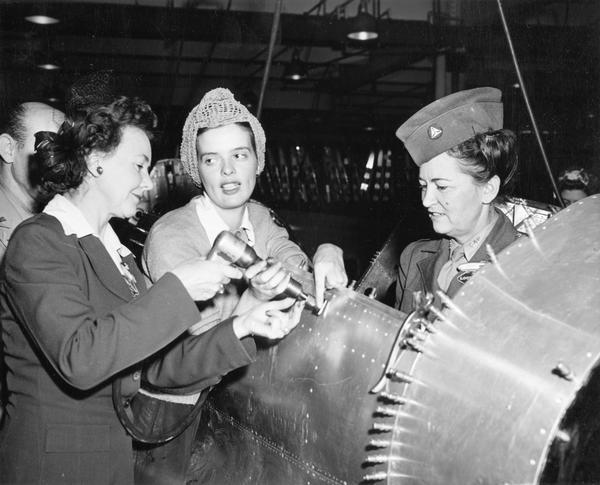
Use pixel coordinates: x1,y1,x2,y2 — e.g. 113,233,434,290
132,371,141,381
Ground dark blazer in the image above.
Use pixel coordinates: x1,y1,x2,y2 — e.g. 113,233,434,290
0,214,256,484
395,211,519,314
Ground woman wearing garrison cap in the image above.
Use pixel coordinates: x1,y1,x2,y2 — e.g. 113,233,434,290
136,88,348,483
394,87,520,314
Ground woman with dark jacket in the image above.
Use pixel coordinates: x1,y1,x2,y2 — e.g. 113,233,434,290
394,87,520,314
0,96,302,484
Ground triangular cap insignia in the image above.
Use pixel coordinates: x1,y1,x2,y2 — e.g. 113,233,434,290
428,125,443,139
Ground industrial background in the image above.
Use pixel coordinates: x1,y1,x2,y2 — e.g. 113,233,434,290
1,0,599,276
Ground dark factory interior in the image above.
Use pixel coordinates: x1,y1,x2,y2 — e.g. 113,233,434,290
1,2,599,485
2,0,598,278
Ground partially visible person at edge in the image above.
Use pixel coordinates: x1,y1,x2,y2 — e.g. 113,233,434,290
0,101,65,426
0,102,65,258
0,96,304,484
557,167,597,206
136,87,348,484
394,87,520,314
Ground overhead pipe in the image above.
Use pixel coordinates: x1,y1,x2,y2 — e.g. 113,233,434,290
257,0,284,119
182,0,234,111
250,0,357,102
242,46,289,87
242,1,345,86
496,0,565,208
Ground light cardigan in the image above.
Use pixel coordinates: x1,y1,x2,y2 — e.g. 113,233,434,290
194,193,256,248
142,196,308,328
141,197,308,403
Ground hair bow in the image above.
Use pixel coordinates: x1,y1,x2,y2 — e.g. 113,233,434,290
559,168,589,186
34,131,58,153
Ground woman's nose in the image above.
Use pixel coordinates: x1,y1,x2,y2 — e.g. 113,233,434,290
140,169,154,191
421,185,434,207
221,158,236,175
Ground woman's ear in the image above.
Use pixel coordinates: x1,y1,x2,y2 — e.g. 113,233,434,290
482,175,500,203
0,134,16,164
85,153,105,178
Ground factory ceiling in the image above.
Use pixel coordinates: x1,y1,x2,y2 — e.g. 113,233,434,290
1,0,598,152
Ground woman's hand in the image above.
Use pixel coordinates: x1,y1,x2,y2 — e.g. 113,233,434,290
171,258,243,301
245,258,291,301
233,298,304,340
312,243,348,308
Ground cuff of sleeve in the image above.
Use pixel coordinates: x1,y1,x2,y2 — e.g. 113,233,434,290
188,306,222,335
166,318,257,395
219,318,257,364
137,272,202,335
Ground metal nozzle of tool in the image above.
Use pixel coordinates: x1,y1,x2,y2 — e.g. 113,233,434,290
207,230,320,312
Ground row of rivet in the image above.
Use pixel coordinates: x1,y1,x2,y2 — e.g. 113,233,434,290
362,293,435,482
362,374,415,481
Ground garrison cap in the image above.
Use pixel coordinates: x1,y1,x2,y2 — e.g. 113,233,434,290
395,87,503,166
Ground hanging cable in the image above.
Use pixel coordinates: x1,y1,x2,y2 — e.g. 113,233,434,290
257,0,284,119
496,0,565,207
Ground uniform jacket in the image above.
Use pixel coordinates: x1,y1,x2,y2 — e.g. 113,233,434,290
0,185,33,262
395,211,519,314
0,214,256,484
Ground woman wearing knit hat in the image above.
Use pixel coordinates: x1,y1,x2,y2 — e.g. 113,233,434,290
394,87,520,314
136,88,347,483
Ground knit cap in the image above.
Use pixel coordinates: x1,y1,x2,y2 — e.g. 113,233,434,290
180,88,266,187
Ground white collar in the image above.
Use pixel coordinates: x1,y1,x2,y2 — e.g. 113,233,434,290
43,194,132,270
194,194,255,247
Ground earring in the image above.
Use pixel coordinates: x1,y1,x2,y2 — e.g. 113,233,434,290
96,166,104,175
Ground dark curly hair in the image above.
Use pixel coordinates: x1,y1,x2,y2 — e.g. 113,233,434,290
37,96,157,200
447,128,518,201
557,167,593,194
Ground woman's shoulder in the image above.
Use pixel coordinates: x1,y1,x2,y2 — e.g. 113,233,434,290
149,199,200,236
246,200,287,230
402,238,442,255
246,199,272,218
11,212,65,241
5,213,76,263
399,237,442,266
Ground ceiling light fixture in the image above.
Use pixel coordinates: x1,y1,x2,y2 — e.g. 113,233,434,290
347,0,379,42
37,49,61,70
25,15,60,25
283,48,308,82
25,3,60,25
42,83,62,105
37,59,60,70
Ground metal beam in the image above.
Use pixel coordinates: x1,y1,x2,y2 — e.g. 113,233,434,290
1,2,432,47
